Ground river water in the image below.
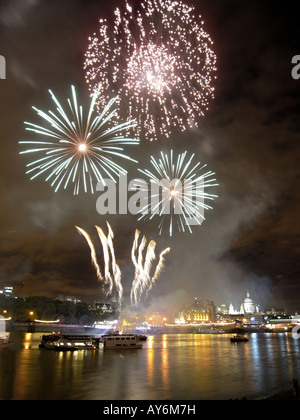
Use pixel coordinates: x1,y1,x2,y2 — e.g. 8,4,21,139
0,332,300,400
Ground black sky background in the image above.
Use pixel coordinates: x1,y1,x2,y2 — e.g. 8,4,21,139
0,0,300,313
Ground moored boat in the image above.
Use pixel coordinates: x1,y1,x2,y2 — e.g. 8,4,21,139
137,335,148,341
101,331,147,342
100,333,143,350
230,334,249,343
0,338,14,349
54,342,79,351
39,333,61,349
40,334,100,350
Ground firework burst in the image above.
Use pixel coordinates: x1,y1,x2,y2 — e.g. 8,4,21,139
136,150,218,236
84,0,217,142
19,86,139,195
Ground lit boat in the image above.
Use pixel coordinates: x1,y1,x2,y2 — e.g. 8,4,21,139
101,331,147,341
100,333,143,350
54,337,97,351
230,334,249,343
54,341,79,351
39,333,61,349
40,334,100,350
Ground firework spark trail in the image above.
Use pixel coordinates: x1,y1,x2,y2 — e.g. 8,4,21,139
95,223,123,303
96,225,114,295
136,150,218,236
76,226,103,282
85,0,217,142
76,224,122,303
19,86,139,194
151,247,171,284
130,229,171,306
131,230,147,307
142,242,171,300
136,235,156,303
131,230,144,307
105,222,123,304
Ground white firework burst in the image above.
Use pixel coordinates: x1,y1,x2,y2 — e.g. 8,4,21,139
19,85,139,195
84,0,217,142
136,150,218,236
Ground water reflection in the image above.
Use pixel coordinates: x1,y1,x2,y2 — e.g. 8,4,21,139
23,333,33,350
0,332,300,400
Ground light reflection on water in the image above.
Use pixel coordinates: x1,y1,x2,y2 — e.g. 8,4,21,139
0,332,300,400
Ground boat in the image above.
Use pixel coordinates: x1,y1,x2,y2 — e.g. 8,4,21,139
40,334,100,351
100,333,143,350
39,332,143,350
101,331,147,341
54,342,79,351
230,334,249,343
39,333,61,349
54,337,98,351
137,334,148,341
194,329,226,335
0,338,14,349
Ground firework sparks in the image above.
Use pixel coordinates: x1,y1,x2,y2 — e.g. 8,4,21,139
76,226,103,283
76,223,123,304
131,229,171,306
96,223,123,304
77,224,170,306
19,86,139,194
84,0,217,142
136,150,218,236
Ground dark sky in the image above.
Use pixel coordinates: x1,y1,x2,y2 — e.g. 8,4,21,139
0,0,300,313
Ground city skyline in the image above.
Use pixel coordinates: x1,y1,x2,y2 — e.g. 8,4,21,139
0,283,295,319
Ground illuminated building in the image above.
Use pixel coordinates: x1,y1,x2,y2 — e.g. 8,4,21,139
240,290,260,314
228,303,239,315
55,295,81,304
265,308,287,316
216,304,228,315
146,313,170,328
228,290,260,315
217,290,265,326
94,302,115,315
0,287,14,298
178,298,216,324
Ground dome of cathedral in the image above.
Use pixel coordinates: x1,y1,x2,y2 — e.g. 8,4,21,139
243,290,256,314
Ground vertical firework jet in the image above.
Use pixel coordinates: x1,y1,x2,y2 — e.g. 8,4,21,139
76,226,103,282
77,224,170,306
130,229,171,306
96,224,123,304
76,223,123,304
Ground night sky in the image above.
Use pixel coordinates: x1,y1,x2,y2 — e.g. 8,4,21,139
1,0,300,313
